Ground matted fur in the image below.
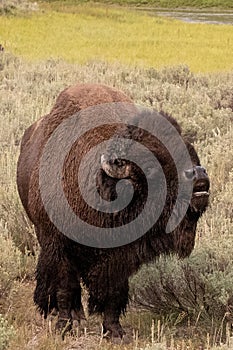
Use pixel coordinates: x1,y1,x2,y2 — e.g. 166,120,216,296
17,83,209,340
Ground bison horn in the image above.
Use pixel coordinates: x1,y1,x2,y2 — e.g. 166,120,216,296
100,154,131,179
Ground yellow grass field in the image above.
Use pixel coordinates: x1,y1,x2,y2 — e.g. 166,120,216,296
0,4,233,73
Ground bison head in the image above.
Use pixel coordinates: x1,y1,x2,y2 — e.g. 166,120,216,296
98,109,210,233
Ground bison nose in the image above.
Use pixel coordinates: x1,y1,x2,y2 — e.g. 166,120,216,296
193,166,208,179
184,166,210,193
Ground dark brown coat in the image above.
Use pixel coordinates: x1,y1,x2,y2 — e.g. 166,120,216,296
17,83,209,340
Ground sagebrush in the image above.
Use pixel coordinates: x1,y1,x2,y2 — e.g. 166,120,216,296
0,52,233,348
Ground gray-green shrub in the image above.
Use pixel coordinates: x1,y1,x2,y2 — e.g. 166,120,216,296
0,315,15,350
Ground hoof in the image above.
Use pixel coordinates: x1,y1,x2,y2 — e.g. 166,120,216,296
104,332,132,345
71,309,87,337
55,318,72,339
110,335,132,345
103,322,126,343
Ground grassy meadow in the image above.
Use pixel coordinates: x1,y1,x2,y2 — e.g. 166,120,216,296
0,3,233,72
0,1,233,349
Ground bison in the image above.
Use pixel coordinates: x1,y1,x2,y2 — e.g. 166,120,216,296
17,83,210,341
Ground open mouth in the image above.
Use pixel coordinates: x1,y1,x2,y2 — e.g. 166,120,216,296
192,181,210,197
193,191,209,197
191,180,210,213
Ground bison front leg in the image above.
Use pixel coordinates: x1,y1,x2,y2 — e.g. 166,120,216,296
56,285,85,334
102,285,128,340
86,270,129,342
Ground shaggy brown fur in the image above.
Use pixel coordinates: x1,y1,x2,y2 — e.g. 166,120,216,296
17,83,209,341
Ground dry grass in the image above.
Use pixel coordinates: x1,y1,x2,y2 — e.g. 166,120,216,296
0,27,233,349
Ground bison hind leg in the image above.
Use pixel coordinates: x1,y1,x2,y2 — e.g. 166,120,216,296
34,273,58,319
34,248,84,336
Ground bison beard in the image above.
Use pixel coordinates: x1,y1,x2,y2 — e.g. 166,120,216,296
17,83,210,341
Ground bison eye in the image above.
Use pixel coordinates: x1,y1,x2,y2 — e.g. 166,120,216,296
119,160,126,167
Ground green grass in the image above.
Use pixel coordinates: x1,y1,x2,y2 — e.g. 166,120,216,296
0,3,233,73
43,0,233,9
